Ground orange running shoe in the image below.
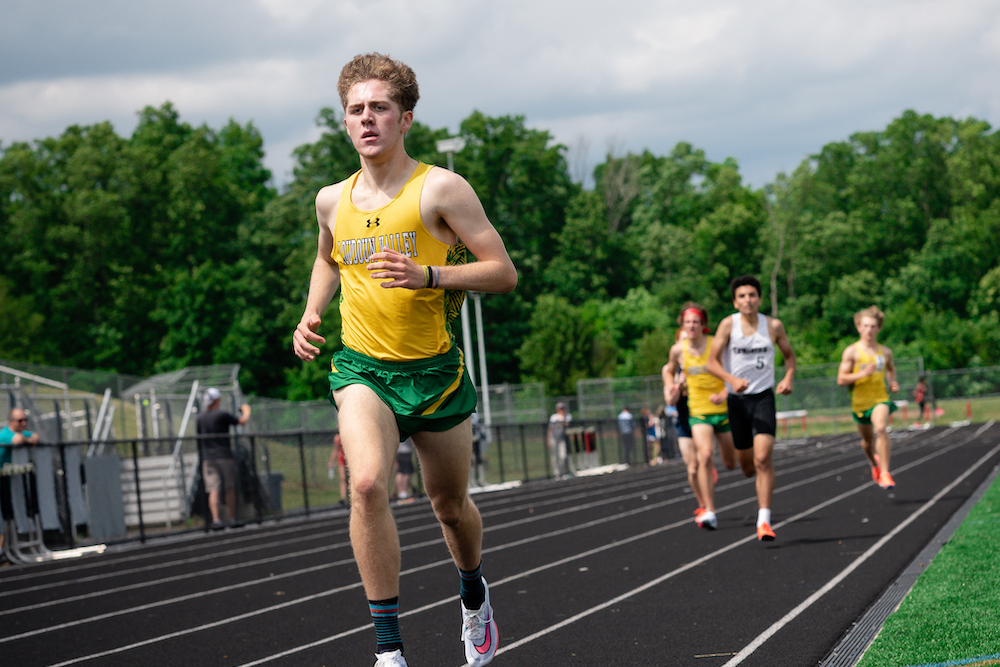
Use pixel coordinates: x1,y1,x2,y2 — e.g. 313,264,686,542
693,507,707,518
871,454,881,482
756,522,776,541
712,465,719,484
878,471,896,489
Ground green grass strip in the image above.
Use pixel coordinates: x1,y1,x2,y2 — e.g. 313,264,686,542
857,476,1000,667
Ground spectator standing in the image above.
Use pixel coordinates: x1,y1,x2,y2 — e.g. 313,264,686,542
548,402,574,478
657,404,678,461
1,408,38,467
1,408,39,558
642,407,660,465
913,376,928,426
617,406,636,465
470,412,488,487
196,388,251,529
394,438,416,503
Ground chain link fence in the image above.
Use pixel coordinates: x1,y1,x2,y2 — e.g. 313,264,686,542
5,357,1000,551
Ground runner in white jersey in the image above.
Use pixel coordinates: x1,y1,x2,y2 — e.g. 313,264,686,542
707,275,796,541
725,312,774,394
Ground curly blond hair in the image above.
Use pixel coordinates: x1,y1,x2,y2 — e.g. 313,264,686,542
854,305,885,328
337,52,419,112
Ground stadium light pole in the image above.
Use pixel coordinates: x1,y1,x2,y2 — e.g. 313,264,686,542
471,291,492,426
435,137,491,425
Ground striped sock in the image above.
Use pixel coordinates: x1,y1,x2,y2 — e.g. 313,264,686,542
459,562,485,610
369,597,403,655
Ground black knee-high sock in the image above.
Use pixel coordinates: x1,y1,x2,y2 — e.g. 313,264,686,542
459,562,486,610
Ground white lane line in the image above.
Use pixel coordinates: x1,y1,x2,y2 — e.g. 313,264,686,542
0,519,352,585
0,541,351,616
462,425,991,665
17,449,853,661
2,472,721,646
2,433,857,616
8,440,862,641
0,425,900,600
15,426,971,665
240,432,967,666
0,460,676,599
0,429,869,593
0,426,919,591
721,422,998,666
2,469,696,616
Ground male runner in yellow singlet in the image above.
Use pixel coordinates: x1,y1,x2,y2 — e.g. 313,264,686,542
836,306,899,489
292,53,517,667
663,303,736,530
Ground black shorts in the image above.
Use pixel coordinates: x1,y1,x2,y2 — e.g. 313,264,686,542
395,452,415,475
727,389,777,450
676,397,692,439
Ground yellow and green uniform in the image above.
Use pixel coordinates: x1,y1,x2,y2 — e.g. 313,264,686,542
327,163,477,439
333,163,466,361
850,343,896,423
683,336,730,432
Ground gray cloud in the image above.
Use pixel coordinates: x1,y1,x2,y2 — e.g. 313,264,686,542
2,0,999,190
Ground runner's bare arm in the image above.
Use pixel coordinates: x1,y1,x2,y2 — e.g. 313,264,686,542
293,183,344,361
884,347,900,392
707,317,747,392
367,168,516,293
772,318,796,395
432,168,517,293
709,386,728,405
662,344,683,405
836,344,874,386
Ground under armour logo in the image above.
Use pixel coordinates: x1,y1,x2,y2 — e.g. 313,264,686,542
366,217,380,228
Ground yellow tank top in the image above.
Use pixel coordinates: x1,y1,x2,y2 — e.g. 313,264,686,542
332,163,467,361
682,336,726,416
851,343,889,414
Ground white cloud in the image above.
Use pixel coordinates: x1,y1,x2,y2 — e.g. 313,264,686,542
1,0,999,190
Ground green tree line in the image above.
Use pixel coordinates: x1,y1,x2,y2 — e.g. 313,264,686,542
2,106,999,398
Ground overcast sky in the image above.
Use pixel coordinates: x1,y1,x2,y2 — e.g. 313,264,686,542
2,0,999,190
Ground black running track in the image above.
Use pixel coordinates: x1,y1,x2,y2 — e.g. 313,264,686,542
2,422,998,667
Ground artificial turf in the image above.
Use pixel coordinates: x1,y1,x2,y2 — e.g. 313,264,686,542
857,474,1000,667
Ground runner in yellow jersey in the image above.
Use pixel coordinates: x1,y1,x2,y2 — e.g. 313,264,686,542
837,306,900,489
291,53,517,667
664,303,737,530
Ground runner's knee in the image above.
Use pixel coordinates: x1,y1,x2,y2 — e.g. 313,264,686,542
753,454,772,473
429,491,469,527
349,471,389,509
720,447,737,470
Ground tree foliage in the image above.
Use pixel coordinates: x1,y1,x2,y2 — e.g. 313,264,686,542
3,106,999,400
0,103,281,392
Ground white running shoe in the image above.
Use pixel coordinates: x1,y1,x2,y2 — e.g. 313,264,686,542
461,577,499,666
374,649,407,667
696,510,718,530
